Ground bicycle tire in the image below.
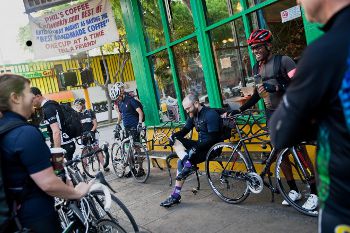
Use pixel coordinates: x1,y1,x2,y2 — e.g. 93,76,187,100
275,142,318,217
129,142,150,183
111,143,125,178
82,147,101,178
96,219,127,233
206,142,252,204
90,190,139,233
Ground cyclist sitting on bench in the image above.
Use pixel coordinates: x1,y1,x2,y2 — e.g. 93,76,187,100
160,93,222,207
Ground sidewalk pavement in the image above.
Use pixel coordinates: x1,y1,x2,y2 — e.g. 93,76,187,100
104,167,317,233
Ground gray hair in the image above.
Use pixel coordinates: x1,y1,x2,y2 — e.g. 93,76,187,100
183,92,199,104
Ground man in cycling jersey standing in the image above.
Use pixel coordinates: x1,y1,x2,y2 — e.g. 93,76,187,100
109,82,145,176
0,74,91,232
228,29,318,207
269,0,350,231
31,87,76,160
74,98,109,172
160,93,222,207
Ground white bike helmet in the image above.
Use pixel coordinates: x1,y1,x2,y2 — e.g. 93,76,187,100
109,83,121,100
115,82,125,89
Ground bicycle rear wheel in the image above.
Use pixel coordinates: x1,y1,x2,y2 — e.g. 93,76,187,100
275,142,318,217
111,143,125,178
89,190,139,233
129,142,150,183
206,142,252,204
82,147,102,178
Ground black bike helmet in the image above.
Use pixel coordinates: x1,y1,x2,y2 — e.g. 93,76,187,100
74,98,85,105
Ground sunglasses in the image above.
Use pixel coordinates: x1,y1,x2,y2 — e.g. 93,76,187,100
251,44,265,50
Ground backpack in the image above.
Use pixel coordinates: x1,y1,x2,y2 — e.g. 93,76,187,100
44,101,83,138
0,121,27,231
253,55,291,91
213,108,234,140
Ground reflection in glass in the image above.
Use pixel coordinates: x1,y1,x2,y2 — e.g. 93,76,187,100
246,0,268,8
248,0,307,58
139,0,166,51
166,0,195,41
148,50,180,122
172,39,207,105
204,0,243,25
210,18,253,109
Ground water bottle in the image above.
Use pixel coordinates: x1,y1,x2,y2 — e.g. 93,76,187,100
254,74,272,108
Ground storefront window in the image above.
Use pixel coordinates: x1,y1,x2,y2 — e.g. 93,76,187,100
166,0,195,41
139,0,166,52
210,18,253,109
248,0,307,59
148,50,180,122
172,39,207,104
204,0,243,25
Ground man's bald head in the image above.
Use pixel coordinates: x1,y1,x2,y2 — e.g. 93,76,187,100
182,93,200,117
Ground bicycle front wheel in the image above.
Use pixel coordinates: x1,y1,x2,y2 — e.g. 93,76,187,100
82,149,102,179
206,142,252,204
129,142,150,183
275,142,318,217
111,143,125,178
89,190,139,233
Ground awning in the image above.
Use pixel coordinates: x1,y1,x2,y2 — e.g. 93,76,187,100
43,91,75,103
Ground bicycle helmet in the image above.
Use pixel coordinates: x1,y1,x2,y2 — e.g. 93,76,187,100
109,83,121,100
247,29,272,46
73,98,85,105
115,82,125,89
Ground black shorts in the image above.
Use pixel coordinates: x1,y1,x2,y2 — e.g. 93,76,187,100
61,141,76,161
125,127,140,143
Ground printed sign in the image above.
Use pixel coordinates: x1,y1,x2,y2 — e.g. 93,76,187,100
29,0,119,59
23,0,78,13
19,69,54,79
281,5,301,23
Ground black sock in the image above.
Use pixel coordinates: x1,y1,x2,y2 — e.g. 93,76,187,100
287,180,299,192
310,182,317,194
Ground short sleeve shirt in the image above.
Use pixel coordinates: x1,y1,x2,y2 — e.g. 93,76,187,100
41,100,73,145
117,95,140,128
79,109,96,132
259,55,296,110
0,112,55,218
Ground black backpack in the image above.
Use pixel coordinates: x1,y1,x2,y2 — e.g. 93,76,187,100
0,121,27,232
213,108,234,140
253,55,291,91
44,101,83,138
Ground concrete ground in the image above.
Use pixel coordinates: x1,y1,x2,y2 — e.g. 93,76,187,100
97,124,318,233
103,169,317,233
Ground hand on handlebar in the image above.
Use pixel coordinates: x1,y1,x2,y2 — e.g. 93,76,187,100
75,179,94,199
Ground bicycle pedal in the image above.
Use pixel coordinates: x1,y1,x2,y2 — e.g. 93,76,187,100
192,188,198,195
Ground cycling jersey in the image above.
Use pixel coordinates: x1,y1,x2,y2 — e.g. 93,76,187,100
117,95,141,128
269,5,350,224
0,112,60,232
240,55,296,112
79,109,96,132
41,100,74,145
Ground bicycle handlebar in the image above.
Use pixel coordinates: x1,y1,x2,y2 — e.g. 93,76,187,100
88,182,111,211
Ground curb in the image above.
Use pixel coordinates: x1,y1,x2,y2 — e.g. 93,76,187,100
97,121,117,129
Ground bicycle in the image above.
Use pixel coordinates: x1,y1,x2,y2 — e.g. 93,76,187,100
205,109,318,217
111,127,150,183
78,131,110,178
57,148,139,233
